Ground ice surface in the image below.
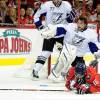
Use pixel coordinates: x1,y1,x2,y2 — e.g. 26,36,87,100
0,66,100,100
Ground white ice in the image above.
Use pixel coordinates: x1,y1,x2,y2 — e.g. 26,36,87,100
0,66,100,100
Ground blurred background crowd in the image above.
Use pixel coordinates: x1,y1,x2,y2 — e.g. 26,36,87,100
0,0,100,27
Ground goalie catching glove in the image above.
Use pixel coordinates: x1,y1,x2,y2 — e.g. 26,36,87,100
40,24,57,39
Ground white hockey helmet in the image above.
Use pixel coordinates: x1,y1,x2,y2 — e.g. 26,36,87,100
52,0,62,7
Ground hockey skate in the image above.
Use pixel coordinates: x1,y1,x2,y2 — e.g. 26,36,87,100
32,69,39,79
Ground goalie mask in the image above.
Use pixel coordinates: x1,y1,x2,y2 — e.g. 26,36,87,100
52,0,62,7
75,62,86,78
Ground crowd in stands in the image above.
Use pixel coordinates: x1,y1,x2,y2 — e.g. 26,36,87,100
0,0,100,27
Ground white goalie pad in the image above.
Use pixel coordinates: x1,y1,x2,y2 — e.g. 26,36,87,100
53,43,76,77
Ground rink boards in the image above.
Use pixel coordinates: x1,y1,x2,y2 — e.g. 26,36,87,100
0,24,98,66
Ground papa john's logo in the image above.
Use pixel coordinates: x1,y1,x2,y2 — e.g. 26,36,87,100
0,29,32,55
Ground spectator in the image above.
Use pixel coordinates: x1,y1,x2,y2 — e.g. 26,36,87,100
85,0,94,21
0,0,7,23
21,0,28,10
89,4,100,21
93,0,100,10
96,4,100,13
6,0,16,8
34,1,41,14
5,7,17,26
74,0,83,17
25,6,34,24
96,13,100,25
18,8,28,26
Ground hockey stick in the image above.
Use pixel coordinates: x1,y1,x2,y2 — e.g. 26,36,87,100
0,88,69,92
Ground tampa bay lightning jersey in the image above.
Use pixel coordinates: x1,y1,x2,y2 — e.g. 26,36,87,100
57,23,100,57
34,1,75,27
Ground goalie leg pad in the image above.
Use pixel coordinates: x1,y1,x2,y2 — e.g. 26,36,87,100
53,44,76,76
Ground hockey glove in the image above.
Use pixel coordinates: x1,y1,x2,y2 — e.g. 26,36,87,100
70,80,81,90
66,80,81,90
94,50,100,59
77,84,89,94
40,24,56,39
89,59,98,68
70,80,76,90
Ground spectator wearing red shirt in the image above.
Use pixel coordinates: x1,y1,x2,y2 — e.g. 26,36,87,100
18,8,28,26
25,6,34,24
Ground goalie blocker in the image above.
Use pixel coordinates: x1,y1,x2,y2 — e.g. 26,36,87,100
41,24,66,39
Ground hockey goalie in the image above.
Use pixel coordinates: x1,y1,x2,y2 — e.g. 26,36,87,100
65,60,100,94
48,43,76,82
41,16,100,83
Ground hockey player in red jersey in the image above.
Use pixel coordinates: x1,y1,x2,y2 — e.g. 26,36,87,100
65,60,100,94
